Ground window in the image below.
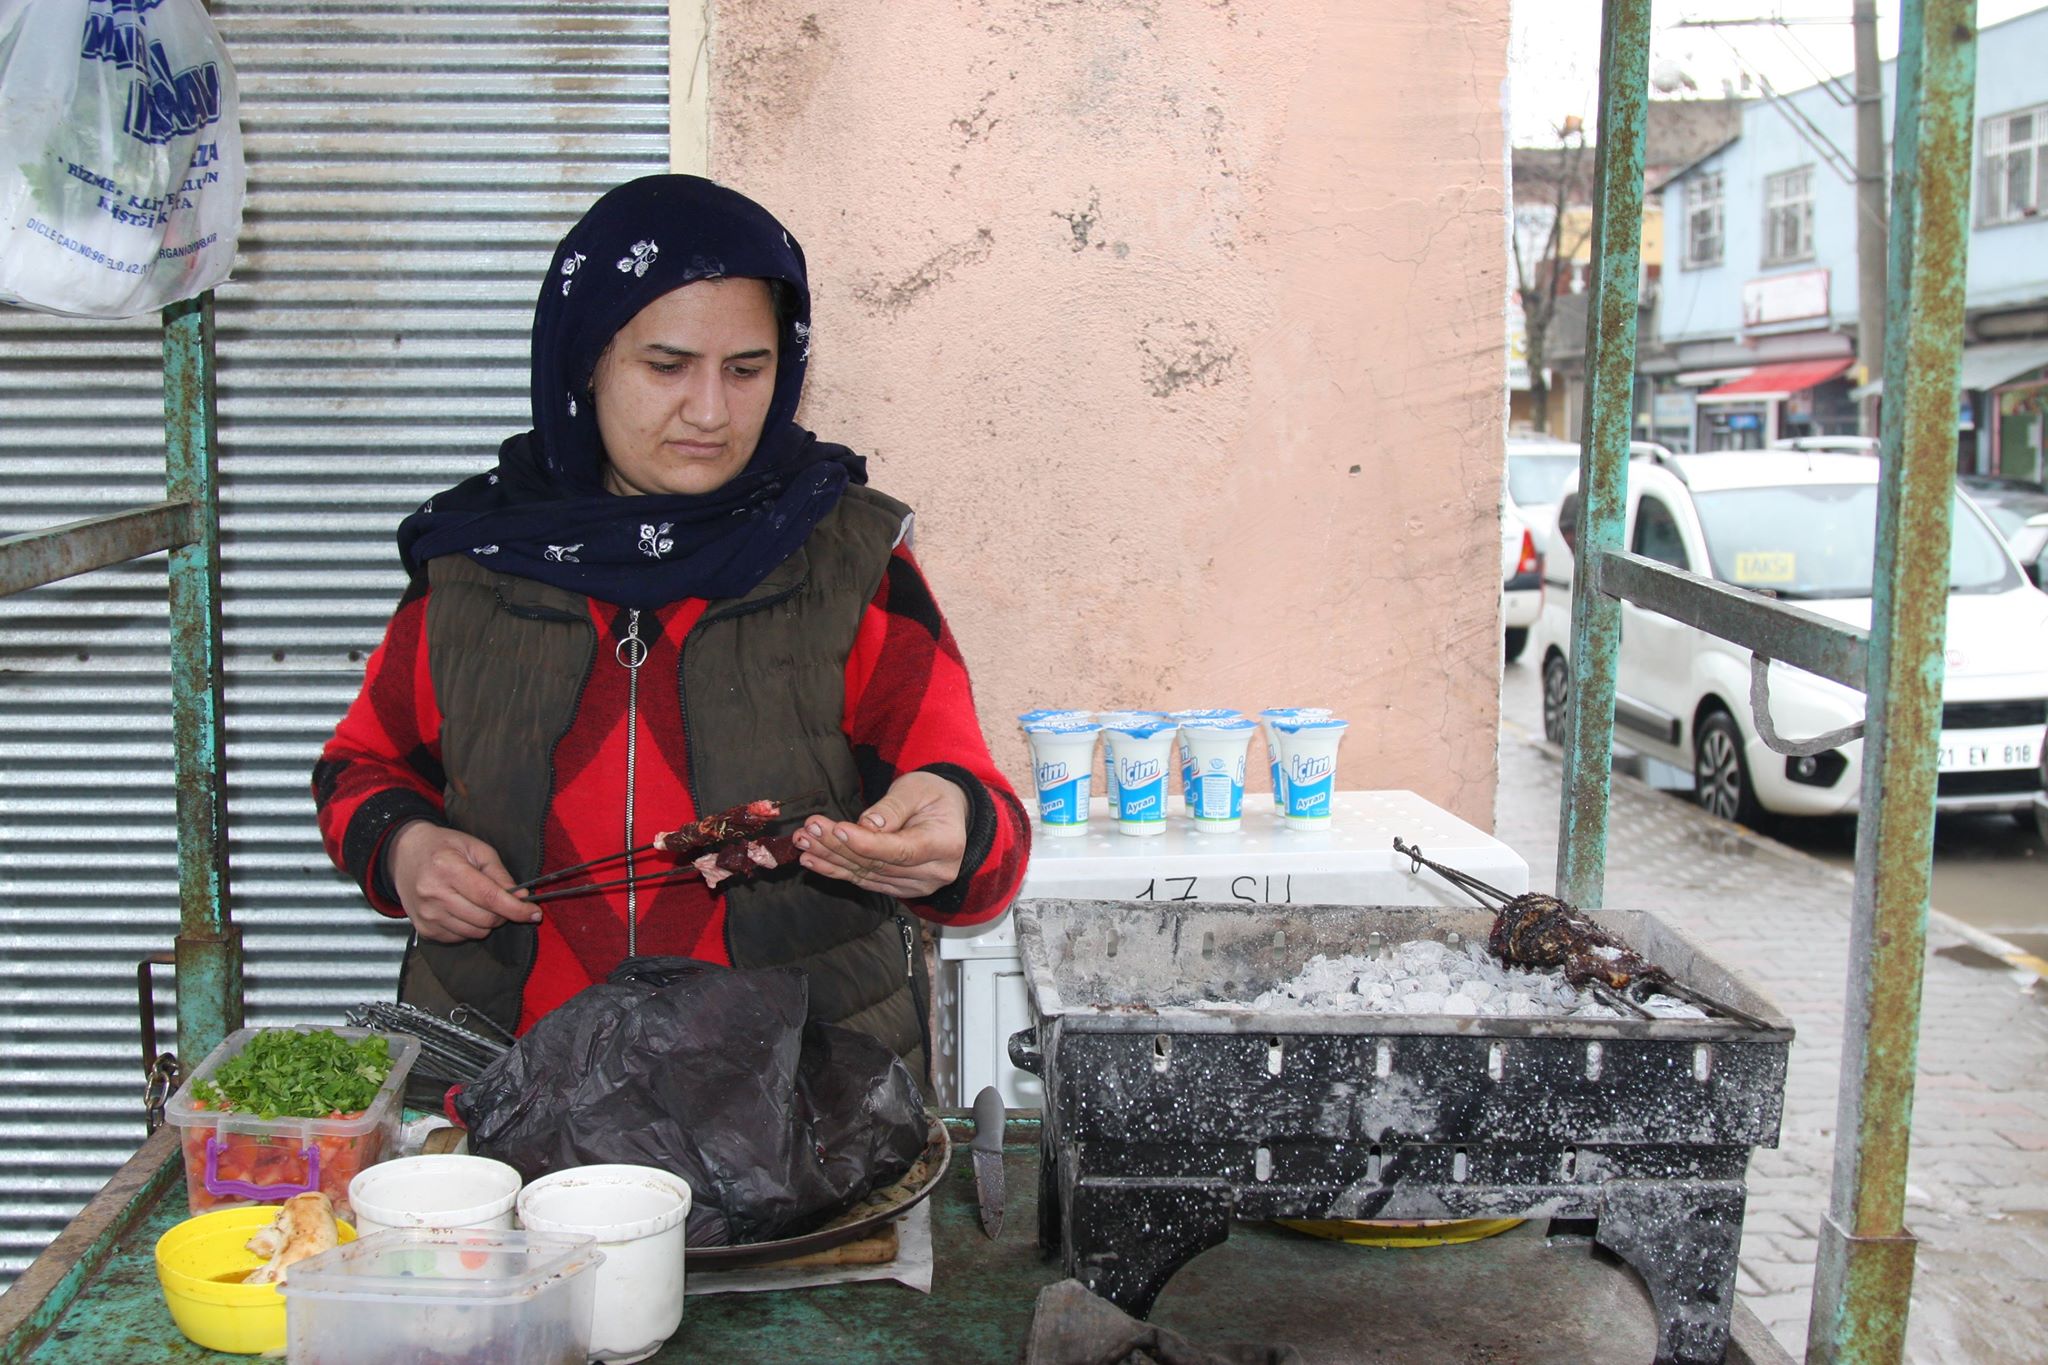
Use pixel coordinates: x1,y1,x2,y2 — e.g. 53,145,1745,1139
1763,167,1815,265
1980,104,2046,226
1684,172,1724,268
1632,497,1691,572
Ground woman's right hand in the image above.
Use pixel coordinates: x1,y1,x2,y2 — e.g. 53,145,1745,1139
386,821,538,942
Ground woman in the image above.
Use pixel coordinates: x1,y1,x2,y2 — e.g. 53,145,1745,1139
313,175,1029,1081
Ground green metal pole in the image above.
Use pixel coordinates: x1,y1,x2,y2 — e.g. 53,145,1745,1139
1806,2,1976,1359
1555,0,1650,908
163,292,242,1065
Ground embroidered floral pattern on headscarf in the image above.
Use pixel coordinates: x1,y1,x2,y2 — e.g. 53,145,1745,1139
396,175,865,610
617,240,659,276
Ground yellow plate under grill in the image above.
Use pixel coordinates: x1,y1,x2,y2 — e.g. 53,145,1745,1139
1277,1217,1525,1248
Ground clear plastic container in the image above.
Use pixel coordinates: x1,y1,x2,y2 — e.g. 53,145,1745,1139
163,1025,421,1219
280,1228,602,1365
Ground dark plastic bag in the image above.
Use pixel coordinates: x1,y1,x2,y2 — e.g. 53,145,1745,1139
452,957,927,1247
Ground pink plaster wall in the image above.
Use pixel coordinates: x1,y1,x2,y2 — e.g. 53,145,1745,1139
712,0,1511,828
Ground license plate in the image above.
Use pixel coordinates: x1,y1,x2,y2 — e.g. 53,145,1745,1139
1936,736,2037,771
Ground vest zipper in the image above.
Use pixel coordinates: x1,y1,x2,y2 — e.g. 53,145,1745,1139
514,602,597,1033
618,608,648,959
673,580,807,967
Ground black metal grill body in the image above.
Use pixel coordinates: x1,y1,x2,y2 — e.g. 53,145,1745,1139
1011,900,1794,1365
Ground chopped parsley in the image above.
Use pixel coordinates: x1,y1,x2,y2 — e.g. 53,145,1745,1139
192,1030,393,1120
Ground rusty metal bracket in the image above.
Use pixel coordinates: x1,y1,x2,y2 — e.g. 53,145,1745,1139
0,501,199,598
137,953,181,1133
1595,549,1871,691
1748,655,1866,758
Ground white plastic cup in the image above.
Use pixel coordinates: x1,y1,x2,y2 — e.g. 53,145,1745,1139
1017,708,1094,726
1170,709,1243,811
1271,715,1349,829
516,1165,692,1365
1095,711,1164,825
346,1154,522,1238
1023,719,1101,837
1100,715,1178,837
1180,718,1257,832
1259,707,1332,809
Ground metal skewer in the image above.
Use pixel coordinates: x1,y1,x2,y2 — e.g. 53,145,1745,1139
1633,976,1775,1033
522,847,801,906
1392,837,1518,908
1585,980,1657,1020
1397,837,1772,1032
524,865,721,905
508,789,824,895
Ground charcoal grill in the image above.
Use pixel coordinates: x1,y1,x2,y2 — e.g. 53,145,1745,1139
1008,898,1793,1365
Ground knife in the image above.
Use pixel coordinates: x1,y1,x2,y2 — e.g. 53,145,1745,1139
970,1085,1006,1239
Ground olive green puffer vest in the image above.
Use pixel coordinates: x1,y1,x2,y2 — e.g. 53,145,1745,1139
396,485,928,1077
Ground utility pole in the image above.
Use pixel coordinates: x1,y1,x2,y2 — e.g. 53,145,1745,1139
1853,0,1888,434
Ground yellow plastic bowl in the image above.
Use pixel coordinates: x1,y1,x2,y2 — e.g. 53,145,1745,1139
154,1206,357,1355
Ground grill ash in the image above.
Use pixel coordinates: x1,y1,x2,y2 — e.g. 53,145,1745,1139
1196,937,1707,1019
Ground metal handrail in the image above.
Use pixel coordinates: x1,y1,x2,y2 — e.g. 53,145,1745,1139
1564,1,1975,1358
0,294,241,1078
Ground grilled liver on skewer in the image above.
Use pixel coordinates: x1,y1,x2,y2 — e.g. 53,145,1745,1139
1487,892,1670,993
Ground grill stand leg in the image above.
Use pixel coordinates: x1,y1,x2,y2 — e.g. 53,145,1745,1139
1037,1122,1063,1255
1595,1179,1746,1365
1061,1164,1235,1318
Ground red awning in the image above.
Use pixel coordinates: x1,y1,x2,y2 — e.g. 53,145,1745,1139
1700,357,1855,398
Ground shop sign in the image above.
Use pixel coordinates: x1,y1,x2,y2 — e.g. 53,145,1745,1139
1652,391,1695,427
1507,292,1530,391
1742,269,1830,327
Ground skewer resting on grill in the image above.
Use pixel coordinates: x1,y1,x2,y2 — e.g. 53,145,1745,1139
1392,836,1769,1027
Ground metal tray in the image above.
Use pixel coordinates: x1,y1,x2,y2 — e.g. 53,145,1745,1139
1015,897,1792,1040
688,1112,951,1269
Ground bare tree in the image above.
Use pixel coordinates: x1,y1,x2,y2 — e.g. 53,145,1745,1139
1510,123,1594,433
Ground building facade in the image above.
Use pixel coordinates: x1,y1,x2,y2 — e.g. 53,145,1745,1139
1655,6,2048,473
1510,98,1745,441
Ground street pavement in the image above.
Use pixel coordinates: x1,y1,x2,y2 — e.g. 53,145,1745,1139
1492,718,2048,1362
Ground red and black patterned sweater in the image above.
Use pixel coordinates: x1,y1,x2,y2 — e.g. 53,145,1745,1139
314,545,1029,1034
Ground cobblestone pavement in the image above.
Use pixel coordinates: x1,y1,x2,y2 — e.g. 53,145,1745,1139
1494,724,2048,1364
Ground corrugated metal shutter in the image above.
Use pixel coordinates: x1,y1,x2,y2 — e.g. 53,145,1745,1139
0,1,669,1283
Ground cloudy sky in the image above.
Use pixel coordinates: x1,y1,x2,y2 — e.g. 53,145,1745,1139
1508,0,2046,145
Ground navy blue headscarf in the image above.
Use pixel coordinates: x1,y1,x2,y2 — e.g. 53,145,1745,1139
398,175,864,609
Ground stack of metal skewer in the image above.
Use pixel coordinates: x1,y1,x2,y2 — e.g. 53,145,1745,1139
345,1001,513,1098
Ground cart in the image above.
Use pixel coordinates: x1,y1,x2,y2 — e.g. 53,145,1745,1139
0,0,1979,1360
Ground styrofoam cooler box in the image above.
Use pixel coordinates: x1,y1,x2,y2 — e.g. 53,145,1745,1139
936,791,1529,1107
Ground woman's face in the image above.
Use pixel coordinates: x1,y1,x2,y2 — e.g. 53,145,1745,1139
591,277,780,498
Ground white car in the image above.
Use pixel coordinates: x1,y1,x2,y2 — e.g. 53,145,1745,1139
1502,498,1541,662
1532,451,2048,822
1767,435,1882,455
1506,435,1582,555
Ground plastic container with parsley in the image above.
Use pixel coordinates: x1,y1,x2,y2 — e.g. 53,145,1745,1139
165,1026,421,1219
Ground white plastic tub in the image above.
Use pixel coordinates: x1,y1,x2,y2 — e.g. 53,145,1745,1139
347,1154,521,1237
517,1165,691,1365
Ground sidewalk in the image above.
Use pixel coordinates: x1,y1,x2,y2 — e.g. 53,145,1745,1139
1493,725,2048,1363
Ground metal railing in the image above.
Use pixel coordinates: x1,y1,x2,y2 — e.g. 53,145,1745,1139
0,294,242,1077
1561,2,1976,1359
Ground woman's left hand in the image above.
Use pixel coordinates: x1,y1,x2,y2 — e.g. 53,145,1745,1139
794,771,969,901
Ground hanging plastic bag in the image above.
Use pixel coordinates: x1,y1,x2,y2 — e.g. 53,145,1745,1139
0,0,245,318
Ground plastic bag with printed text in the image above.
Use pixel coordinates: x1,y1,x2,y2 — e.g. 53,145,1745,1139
0,0,244,318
